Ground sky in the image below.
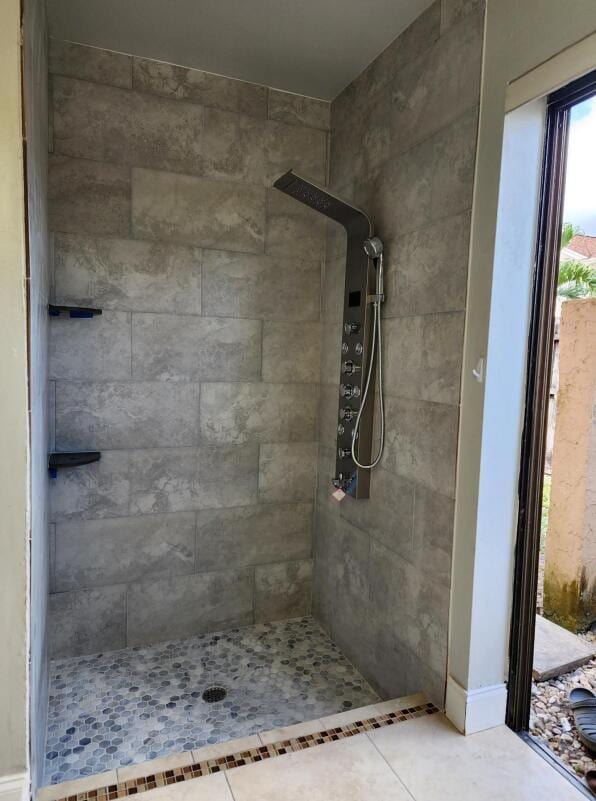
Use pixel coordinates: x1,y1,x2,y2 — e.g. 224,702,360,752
562,95,596,236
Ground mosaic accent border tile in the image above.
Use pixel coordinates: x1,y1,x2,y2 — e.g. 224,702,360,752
51,703,438,801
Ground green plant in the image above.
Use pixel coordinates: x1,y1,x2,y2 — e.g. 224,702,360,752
558,222,596,299
557,260,596,298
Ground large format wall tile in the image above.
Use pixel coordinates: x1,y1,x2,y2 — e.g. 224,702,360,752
132,313,261,381
49,155,130,236
53,77,204,175
263,119,327,185
381,395,459,497
132,57,267,117
255,559,313,622
268,90,330,131
127,569,254,646
440,0,484,32
55,381,200,449
262,321,320,383
53,233,202,314
312,510,371,657
49,311,132,381
383,312,464,406
50,585,127,658
202,251,320,321
258,442,317,503
129,444,258,514
383,211,470,317
132,168,266,254
413,484,454,589
49,39,132,88
319,321,342,386
200,383,317,444
54,511,196,591
333,2,440,120
195,502,312,572
50,450,130,521
389,8,483,154
265,189,327,260
339,467,415,561
428,107,478,221
202,107,264,183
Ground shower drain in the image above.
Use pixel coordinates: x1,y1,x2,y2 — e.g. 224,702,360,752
202,685,227,703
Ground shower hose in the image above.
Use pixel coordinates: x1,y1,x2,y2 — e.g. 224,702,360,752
350,251,385,469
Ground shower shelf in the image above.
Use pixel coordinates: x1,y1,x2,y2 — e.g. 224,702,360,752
48,304,102,318
48,451,101,478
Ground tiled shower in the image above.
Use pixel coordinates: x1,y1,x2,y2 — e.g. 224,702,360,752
35,0,484,789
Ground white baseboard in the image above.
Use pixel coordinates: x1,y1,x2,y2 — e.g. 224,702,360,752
0,773,28,801
445,676,507,734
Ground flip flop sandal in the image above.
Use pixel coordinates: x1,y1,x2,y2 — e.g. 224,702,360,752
586,770,596,796
570,688,596,753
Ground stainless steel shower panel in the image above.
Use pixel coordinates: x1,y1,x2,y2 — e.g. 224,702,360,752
273,170,379,498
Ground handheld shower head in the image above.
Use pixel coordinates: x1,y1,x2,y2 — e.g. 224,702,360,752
364,236,383,258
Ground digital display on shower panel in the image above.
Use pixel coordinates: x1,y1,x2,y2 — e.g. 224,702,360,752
272,169,377,499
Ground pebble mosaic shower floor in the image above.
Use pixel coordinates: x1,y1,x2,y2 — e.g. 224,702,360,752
43,617,379,785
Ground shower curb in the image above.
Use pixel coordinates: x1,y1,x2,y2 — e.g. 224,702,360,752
43,702,438,801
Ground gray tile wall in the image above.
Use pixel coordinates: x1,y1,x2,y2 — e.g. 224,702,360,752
312,0,484,707
47,38,329,657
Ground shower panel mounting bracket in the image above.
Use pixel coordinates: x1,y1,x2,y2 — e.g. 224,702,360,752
273,169,379,499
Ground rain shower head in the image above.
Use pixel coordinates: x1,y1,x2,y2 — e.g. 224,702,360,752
273,169,372,238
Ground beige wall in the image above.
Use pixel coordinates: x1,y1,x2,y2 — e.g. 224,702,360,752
449,0,596,714
0,0,31,787
544,299,596,631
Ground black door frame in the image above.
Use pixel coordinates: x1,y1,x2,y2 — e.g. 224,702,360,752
506,68,596,732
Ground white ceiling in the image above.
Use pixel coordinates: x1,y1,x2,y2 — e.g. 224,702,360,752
47,0,433,100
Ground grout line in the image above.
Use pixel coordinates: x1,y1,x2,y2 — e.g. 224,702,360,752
365,731,418,801
223,770,237,800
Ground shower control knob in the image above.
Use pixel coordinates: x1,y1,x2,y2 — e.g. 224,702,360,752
355,342,363,356
340,407,356,421
341,342,349,355
340,384,360,399
342,360,361,375
338,447,352,459
344,322,360,335
337,423,345,436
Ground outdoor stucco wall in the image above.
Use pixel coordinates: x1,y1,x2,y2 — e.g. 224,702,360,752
544,298,596,631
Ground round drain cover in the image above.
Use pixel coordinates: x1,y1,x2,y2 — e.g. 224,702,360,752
202,686,227,703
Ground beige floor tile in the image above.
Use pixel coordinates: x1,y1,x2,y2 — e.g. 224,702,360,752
36,770,118,801
227,733,412,801
117,751,194,782
192,734,261,762
259,718,324,745
369,713,584,801
319,704,381,728
374,692,428,714
140,773,232,801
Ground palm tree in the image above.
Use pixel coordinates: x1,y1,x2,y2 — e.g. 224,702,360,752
558,222,596,299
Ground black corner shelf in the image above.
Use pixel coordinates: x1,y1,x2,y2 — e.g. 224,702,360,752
48,451,101,478
49,304,102,319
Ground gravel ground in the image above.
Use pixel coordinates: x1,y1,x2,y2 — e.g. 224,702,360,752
530,632,596,783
